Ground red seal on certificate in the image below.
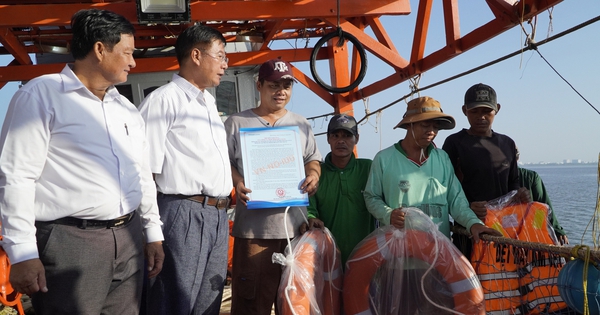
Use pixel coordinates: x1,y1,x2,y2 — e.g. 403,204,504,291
276,188,286,198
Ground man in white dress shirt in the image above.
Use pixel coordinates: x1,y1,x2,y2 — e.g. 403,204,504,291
0,9,164,315
138,25,233,315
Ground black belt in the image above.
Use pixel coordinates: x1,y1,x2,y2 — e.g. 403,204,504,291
161,193,231,210
48,211,136,229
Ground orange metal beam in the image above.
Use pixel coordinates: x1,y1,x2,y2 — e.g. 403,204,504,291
410,0,433,67
0,0,411,27
332,19,409,69
365,17,398,53
442,0,461,48
260,20,284,51
0,27,32,65
0,63,64,83
192,0,411,22
487,0,518,20
328,34,352,112
292,68,335,106
0,47,333,102
349,18,367,86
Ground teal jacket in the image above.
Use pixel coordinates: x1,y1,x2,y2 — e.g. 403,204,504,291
364,141,482,238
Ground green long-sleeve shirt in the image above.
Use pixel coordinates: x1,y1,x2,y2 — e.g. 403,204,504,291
363,141,482,238
307,153,375,265
519,167,566,237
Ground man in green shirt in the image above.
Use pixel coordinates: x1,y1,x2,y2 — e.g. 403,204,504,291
517,148,569,244
304,114,375,265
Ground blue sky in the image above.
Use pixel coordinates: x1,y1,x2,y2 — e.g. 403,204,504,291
0,1,599,164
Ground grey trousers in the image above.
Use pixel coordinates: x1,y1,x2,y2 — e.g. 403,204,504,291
148,194,229,315
32,212,144,315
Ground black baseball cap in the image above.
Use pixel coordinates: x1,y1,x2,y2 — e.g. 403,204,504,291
327,114,358,136
464,83,498,111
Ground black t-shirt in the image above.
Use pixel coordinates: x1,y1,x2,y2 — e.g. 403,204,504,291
442,129,520,203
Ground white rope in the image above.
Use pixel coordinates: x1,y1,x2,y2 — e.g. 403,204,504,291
280,206,315,315
281,206,298,315
345,233,395,264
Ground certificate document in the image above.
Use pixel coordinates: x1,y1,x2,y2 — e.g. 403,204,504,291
239,126,308,209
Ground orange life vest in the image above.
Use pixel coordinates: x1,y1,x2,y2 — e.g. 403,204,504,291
344,227,485,315
473,202,567,314
471,236,524,314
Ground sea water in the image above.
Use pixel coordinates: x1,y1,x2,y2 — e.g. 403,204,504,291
527,163,599,246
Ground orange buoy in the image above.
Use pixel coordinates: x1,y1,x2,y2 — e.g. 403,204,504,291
344,209,484,315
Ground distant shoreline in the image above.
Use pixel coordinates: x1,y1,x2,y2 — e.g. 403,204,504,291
520,162,597,167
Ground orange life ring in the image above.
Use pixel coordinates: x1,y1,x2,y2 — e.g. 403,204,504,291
279,228,342,315
343,227,484,315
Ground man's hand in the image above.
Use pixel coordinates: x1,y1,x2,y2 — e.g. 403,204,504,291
299,218,325,234
469,224,503,243
390,208,405,229
10,258,47,295
235,180,252,206
512,187,531,204
300,173,319,197
470,201,488,220
145,241,164,278
558,234,569,245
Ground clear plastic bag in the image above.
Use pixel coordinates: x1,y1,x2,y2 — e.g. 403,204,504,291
485,190,559,245
473,191,568,314
273,227,342,315
343,207,485,315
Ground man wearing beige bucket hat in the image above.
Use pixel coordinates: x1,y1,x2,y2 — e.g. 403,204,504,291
363,95,500,313
363,96,500,241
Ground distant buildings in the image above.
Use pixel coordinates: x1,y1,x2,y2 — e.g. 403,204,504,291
563,159,583,164
519,159,592,166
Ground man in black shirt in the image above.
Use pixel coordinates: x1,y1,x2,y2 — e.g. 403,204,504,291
443,83,530,257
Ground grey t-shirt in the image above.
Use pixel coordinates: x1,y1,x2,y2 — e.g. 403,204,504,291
224,109,322,239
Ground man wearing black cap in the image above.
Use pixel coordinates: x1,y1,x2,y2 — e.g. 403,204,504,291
442,83,530,257
224,59,321,315
303,114,375,266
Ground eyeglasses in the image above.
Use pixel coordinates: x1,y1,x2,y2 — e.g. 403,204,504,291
202,51,229,64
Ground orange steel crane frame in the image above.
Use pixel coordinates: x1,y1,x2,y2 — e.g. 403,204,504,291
0,0,563,116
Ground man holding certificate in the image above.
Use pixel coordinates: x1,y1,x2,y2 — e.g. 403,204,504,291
224,59,322,315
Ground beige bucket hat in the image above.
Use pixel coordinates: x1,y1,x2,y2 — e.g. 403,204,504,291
393,96,456,130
